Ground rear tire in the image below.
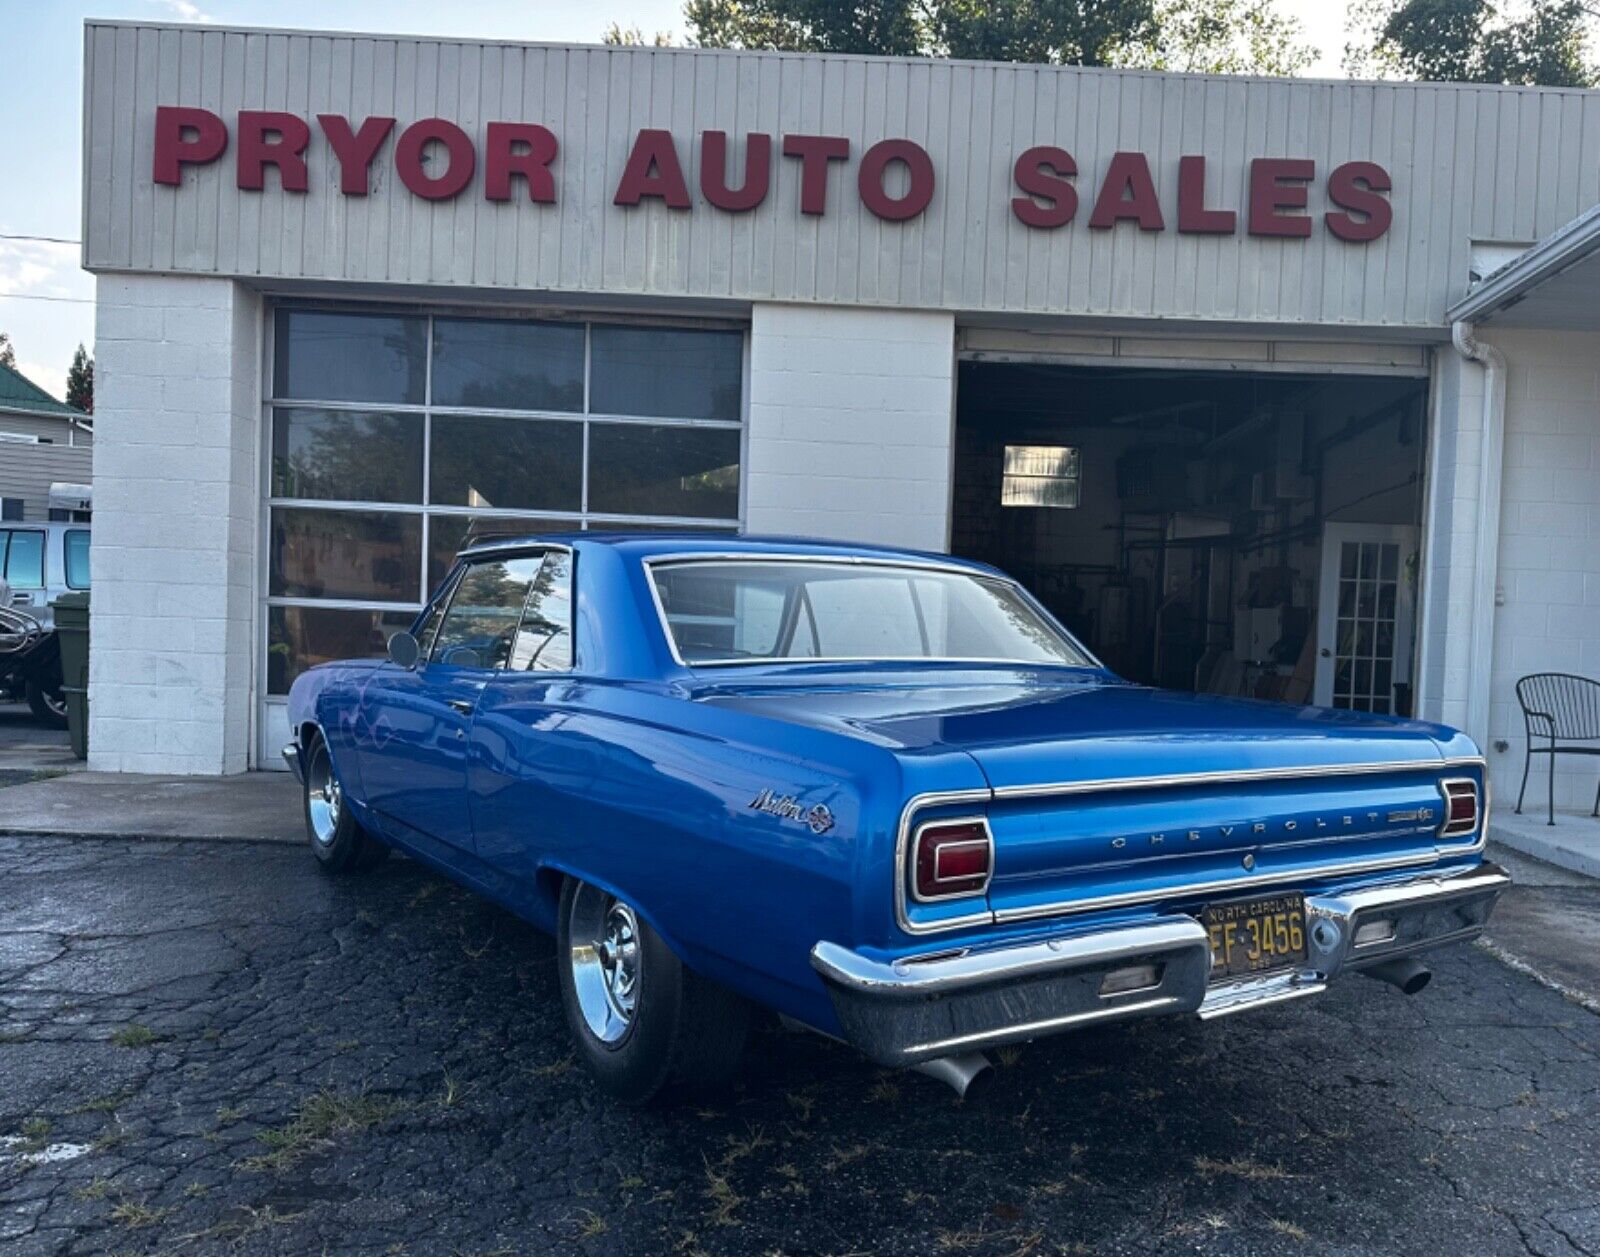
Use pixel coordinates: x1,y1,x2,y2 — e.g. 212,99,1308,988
25,679,68,729
302,732,387,873
557,876,749,1104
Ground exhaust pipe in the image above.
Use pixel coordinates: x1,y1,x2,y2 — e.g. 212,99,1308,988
912,1052,993,1098
1362,956,1432,995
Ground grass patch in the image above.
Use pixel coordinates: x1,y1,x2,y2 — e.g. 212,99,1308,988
240,1089,405,1173
1193,1154,1292,1182
69,1091,134,1116
1270,1218,1310,1242
110,1025,160,1048
109,1198,170,1229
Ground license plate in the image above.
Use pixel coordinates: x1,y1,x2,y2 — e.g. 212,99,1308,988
1202,893,1308,979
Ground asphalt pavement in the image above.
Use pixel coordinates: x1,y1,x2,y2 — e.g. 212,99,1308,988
2,834,1598,1256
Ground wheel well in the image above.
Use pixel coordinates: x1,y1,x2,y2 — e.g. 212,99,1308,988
532,867,566,934
300,721,323,750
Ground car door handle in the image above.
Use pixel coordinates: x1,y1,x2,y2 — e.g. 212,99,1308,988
447,698,476,716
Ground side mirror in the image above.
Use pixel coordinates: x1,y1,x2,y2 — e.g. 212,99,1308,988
387,631,420,670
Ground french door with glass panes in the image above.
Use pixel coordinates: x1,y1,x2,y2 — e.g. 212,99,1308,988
1313,523,1419,714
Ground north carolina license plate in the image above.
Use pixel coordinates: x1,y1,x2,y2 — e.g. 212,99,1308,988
1203,892,1308,979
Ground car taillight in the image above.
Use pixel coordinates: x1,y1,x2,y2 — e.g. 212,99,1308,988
1439,779,1479,838
913,820,992,901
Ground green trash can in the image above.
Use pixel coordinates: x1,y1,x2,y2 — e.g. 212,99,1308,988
52,592,90,761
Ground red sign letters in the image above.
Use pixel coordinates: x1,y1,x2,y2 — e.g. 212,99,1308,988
152,106,1393,241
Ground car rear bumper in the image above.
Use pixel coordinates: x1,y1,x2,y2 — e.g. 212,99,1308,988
810,861,1509,1067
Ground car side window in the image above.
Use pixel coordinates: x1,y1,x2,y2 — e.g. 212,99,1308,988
430,555,543,669
5,531,45,588
509,551,573,672
64,530,90,590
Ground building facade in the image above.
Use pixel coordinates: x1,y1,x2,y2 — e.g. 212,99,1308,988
81,20,1600,815
0,363,92,523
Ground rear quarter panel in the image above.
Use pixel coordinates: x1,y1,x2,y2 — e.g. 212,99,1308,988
471,675,982,1032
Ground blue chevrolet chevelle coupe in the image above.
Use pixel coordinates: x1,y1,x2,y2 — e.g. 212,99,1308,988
284,534,1507,1102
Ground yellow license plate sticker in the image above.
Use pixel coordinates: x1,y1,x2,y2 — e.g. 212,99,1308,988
1203,893,1308,979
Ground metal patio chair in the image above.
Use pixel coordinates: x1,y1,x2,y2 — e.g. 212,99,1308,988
1515,673,1600,826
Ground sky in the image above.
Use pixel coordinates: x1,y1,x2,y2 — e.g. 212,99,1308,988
0,0,1349,398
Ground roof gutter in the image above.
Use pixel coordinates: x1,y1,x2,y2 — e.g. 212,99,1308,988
1447,202,1600,325
1450,321,1506,754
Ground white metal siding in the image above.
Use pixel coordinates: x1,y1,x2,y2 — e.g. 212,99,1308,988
84,23,1600,330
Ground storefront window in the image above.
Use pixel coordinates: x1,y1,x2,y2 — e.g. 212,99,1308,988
429,415,583,512
431,318,585,411
272,310,426,405
269,508,422,602
588,425,741,518
271,409,423,503
264,308,745,695
590,326,743,421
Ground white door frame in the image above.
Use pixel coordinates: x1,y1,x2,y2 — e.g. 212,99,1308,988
1314,523,1420,712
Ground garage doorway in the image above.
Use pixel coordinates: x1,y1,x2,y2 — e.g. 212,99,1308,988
952,363,1429,714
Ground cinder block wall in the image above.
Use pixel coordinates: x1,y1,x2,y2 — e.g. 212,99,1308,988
88,274,260,774
744,303,956,552
1484,328,1600,813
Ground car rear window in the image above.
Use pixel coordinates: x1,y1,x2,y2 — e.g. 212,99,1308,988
648,559,1091,668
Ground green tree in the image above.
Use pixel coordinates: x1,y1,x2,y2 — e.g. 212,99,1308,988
602,22,676,45
1346,0,1594,85
684,0,1313,73
65,344,94,415
684,0,924,54
932,0,1158,67
0,333,15,371
1117,0,1317,74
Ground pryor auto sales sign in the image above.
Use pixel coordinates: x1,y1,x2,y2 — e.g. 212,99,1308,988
151,106,1394,242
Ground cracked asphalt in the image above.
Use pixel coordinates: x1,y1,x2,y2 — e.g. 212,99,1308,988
2,835,1598,1256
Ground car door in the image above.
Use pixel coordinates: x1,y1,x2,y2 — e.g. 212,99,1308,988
468,548,596,881
357,551,545,853
2,528,48,620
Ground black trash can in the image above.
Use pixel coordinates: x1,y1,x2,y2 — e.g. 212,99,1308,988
52,592,90,761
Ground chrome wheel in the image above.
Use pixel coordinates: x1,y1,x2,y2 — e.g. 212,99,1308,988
568,883,641,1044
306,742,342,847
39,688,67,719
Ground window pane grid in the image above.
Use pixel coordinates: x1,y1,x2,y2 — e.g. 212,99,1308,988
1332,542,1399,715
264,308,745,696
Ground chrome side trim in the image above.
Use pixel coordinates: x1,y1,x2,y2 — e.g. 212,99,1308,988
897,756,1488,936
987,755,1488,801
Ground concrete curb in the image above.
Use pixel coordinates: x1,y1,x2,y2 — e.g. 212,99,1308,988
1490,820,1600,880
0,827,299,847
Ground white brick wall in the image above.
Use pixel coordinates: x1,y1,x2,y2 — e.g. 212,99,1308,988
89,274,261,775
1481,328,1600,811
745,304,956,552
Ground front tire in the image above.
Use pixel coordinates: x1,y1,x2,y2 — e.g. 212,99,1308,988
557,877,749,1104
302,732,387,873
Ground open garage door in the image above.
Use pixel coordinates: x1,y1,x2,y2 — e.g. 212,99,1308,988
952,361,1429,715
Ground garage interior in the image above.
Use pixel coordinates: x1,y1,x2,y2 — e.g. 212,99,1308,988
951,362,1430,715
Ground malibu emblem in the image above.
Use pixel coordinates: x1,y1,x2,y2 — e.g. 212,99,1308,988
749,789,836,835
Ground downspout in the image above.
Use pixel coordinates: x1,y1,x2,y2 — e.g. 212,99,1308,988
1450,321,1506,754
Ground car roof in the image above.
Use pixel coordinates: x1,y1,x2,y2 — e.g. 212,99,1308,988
456,531,996,572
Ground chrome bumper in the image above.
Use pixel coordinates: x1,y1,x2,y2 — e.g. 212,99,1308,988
280,740,305,783
811,862,1509,1067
